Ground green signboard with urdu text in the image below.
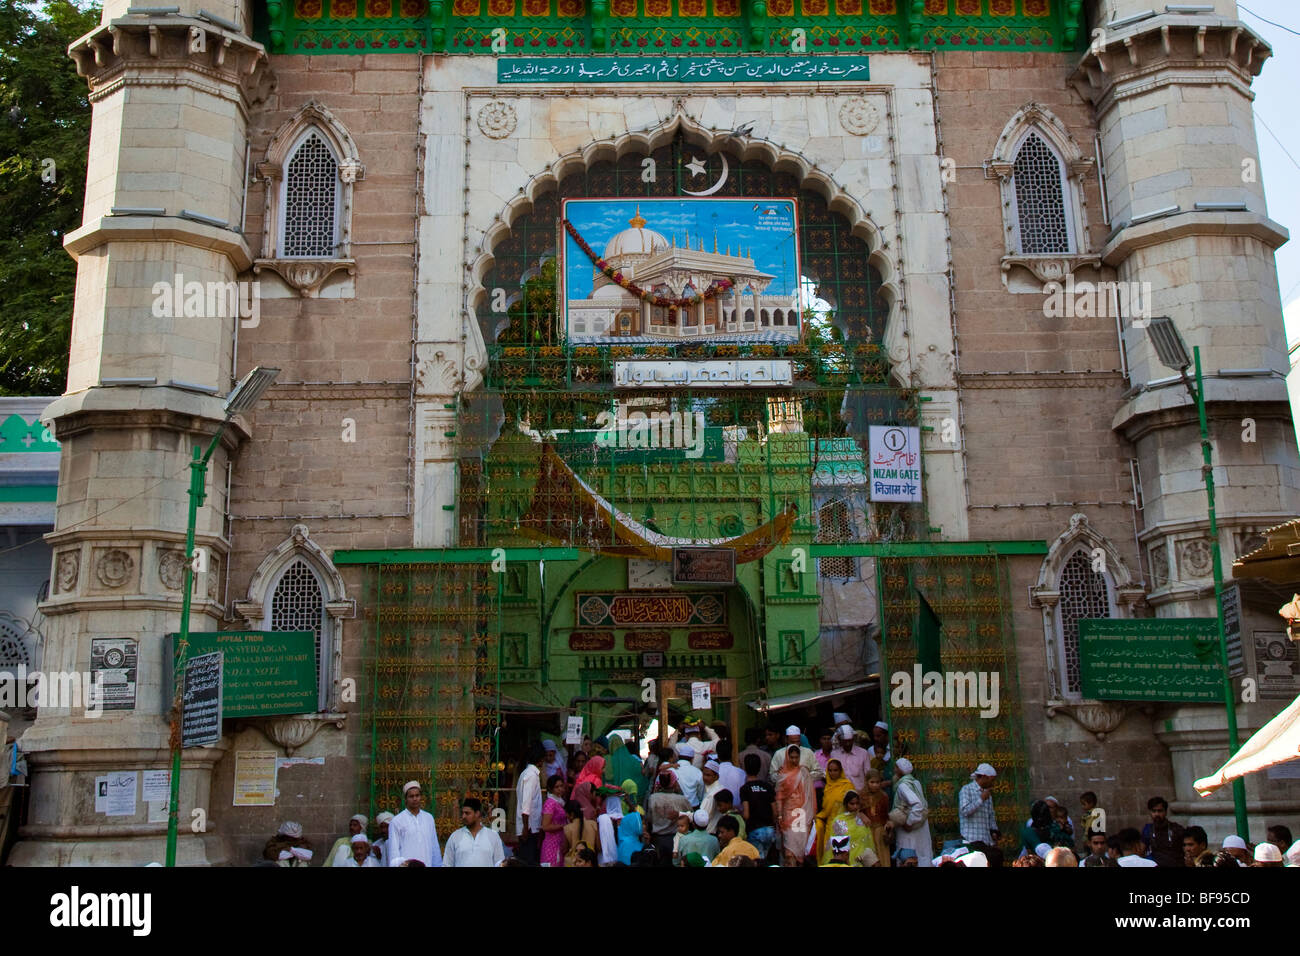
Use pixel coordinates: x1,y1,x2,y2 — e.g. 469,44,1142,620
1078,618,1223,703
168,631,317,718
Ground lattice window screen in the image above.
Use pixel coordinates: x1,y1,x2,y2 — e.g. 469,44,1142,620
1012,133,1071,255
818,499,855,578
1058,550,1111,696
284,132,338,258
270,559,326,703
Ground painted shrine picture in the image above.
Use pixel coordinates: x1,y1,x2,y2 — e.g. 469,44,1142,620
562,197,803,344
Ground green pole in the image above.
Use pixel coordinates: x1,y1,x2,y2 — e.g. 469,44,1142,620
166,429,224,867
1192,346,1250,841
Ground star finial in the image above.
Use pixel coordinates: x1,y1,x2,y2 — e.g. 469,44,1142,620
685,156,707,178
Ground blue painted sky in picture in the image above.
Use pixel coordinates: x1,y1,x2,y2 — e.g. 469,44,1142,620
562,197,801,300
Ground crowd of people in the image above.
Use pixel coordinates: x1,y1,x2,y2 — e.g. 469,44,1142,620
261,714,1300,868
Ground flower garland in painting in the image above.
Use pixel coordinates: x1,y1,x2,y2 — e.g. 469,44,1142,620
563,219,734,308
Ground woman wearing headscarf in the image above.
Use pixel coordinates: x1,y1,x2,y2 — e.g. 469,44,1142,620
540,774,569,866
573,754,606,821
774,745,817,866
816,790,878,868
563,799,597,868
604,733,642,789
814,759,853,862
891,757,932,866
566,750,588,792
861,769,893,867
616,778,646,865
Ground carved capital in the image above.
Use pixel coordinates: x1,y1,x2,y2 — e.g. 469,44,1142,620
255,713,346,756
1001,254,1103,289
1046,700,1129,741
253,258,355,297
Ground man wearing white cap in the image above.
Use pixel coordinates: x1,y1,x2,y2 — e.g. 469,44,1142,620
828,725,869,791
387,780,442,867
1253,842,1284,867
673,744,706,808
323,813,369,867
892,757,933,866
1221,834,1251,866
340,833,380,867
768,725,822,784
1284,839,1300,867
371,811,394,864
699,760,726,830
869,721,893,797
676,808,720,864
957,762,1000,845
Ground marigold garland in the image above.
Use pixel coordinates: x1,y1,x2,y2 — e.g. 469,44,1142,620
563,219,734,308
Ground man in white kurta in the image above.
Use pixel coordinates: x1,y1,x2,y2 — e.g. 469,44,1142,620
442,798,505,867
340,833,380,867
892,758,933,867
388,780,442,867
768,725,822,784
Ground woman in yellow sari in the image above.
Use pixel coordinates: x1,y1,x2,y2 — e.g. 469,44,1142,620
820,789,877,866
815,759,854,863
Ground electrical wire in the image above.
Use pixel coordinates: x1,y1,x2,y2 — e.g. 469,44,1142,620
1240,4,1300,38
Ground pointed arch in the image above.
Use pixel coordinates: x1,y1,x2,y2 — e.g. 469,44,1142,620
233,524,355,712
254,102,365,295
989,103,1100,287
1031,513,1145,702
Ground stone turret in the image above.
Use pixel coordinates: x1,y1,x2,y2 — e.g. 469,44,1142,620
10,0,273,865
1073,0,1300,833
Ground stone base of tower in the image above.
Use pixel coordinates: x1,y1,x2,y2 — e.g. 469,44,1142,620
8,741,230,867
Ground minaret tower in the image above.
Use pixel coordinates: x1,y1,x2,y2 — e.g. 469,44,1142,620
11,0,272,864
1073,1,1300,832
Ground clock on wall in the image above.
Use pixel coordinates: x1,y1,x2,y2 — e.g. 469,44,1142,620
627,558,672,590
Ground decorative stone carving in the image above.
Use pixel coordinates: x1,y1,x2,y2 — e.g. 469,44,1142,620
999,253,1102,288
252,258,356,298
477,100,517,139
157,550,187,591
208,554,221,601
255,713,346,756
838,96,879,136
414,345,463,396
55,551,80,594
1180,538,1213,578
1046,700,1129,741
1236,531,1267,560
1149,542,1168,589
94,549,135,589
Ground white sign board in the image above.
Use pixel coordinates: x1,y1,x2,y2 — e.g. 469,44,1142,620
691,681,712,710
104,771,138,817
141,769,170,802
868,426,922,503
565,715,584,745
614,360,794,388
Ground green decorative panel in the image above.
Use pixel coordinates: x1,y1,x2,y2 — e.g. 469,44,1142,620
777,628,804,663
259,0,1085,53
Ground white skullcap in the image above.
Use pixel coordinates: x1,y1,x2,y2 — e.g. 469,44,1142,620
1286,840,1300,866
874,721,889,731
1255,843,1283,862
693,809,709,828
972,763,997,778
895,757,913,774
838,725,855,740
677,744,695,759
1035,842,1051,860
350,813,368,827
402,780,421,794
833,712,850,724
277,821,303,838
1222,835,1248,851
961,851,988,868
785,725,800,736
1043,796,1059,805
830,835,850,852
704,760,721,774
376,812,395,825
350,833,370,844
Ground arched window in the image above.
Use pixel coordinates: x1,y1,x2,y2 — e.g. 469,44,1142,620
267,558,330,707
1055,549,1114,697
281,130,340,259
1011,132,1073,255
254,102,363,297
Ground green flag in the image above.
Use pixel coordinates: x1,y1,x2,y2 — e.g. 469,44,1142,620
916,589,942,676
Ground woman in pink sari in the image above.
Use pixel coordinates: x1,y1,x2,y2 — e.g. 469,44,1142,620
774,745,817,866
572,754,606,822
540,773,568,866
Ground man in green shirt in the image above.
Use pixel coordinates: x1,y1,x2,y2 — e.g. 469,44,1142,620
677,808,720,865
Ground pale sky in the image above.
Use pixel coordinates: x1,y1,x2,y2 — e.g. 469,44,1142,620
1237,1,1300,347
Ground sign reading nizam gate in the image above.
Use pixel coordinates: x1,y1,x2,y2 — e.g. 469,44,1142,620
499,56,870,85
168,631,317,718
1078,618,1223,703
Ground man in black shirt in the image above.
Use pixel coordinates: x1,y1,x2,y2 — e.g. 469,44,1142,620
739,753,776,863
1140,796,1185,867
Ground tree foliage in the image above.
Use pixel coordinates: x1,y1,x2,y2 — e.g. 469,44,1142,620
0,0,100,395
